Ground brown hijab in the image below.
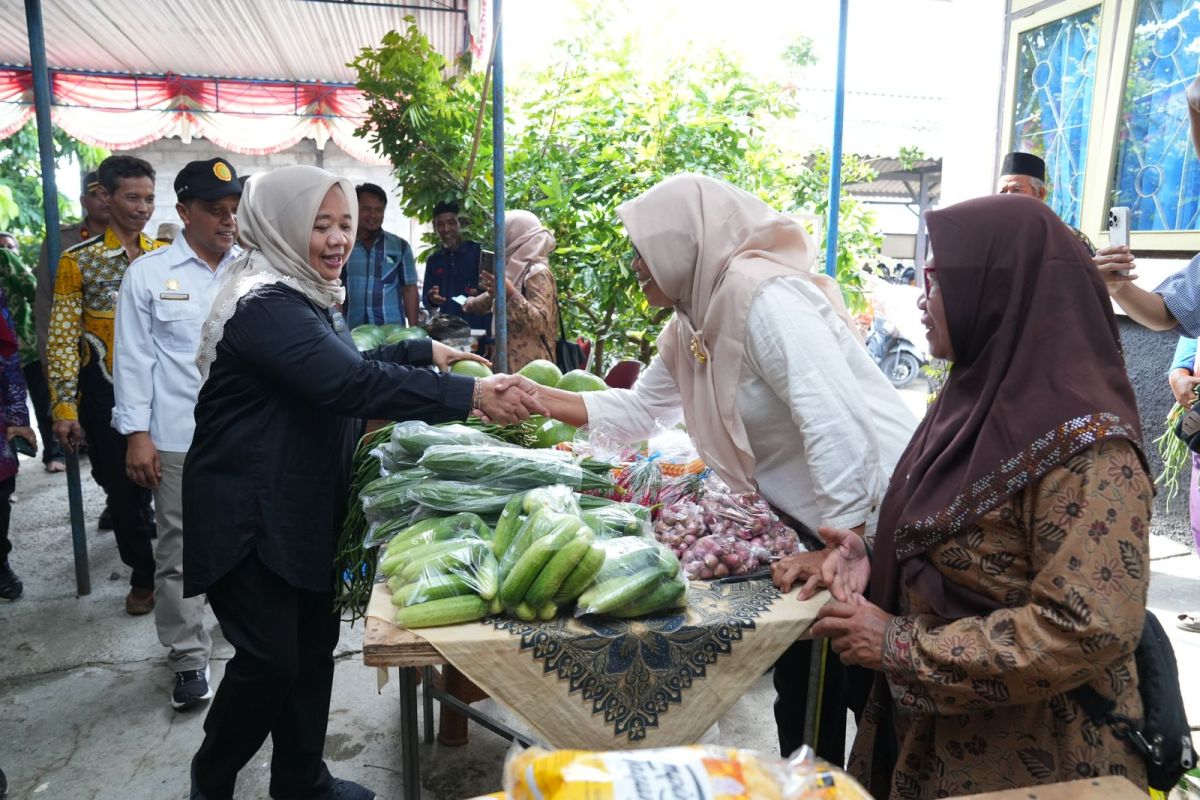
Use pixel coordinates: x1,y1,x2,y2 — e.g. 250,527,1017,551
868,194,1146,618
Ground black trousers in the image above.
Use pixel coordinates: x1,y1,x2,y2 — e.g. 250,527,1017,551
773,638,848,765
79,391,154,588
193,552,340,800
22,361,63,464
0,475,15,561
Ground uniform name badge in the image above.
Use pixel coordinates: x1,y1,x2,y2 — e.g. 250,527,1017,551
159,291,190,301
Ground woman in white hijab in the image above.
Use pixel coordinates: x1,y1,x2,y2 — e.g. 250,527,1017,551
464,209,560,372
183,166,543,800
531,173,918,763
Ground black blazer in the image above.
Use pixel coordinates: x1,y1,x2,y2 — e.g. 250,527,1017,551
182,284,474,596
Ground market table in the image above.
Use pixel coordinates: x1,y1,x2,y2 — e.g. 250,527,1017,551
363,577,828,800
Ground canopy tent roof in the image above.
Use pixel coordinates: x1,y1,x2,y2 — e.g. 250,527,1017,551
0,0,486,161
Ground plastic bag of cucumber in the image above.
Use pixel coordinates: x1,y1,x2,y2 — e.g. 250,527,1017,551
377,485,687,628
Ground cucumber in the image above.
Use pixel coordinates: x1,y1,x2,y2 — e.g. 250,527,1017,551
610,578,688,618
488,596,503,615
498,508,568,578
392,573,475,607
577,569,660,615
524,529,594,607
396,541,490,584
492,494,528,558
394,595,489,628
514,602,537,622
384,517,451,555
499,522,577,608
476,552,499,601
552,545,607,604
537,601,558,621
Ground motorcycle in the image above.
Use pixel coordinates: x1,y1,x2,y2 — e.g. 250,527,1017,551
866,315,925,388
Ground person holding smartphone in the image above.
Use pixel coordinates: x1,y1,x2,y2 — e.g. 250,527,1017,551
0,286,37,601
463,210,560,372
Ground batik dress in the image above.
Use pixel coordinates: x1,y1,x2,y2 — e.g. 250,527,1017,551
850,439,1150,798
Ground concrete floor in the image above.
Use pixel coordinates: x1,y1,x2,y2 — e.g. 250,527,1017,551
2,441,1198,799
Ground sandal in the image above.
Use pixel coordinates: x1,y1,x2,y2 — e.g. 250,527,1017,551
44,459,66,473
1177,612,1200,633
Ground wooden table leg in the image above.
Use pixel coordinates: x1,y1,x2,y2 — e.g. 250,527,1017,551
438,665,489,747
398,667,421,800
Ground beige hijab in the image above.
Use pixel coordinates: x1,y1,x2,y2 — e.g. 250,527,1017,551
505,210,556,290
196,165,357,380
616,173,858,492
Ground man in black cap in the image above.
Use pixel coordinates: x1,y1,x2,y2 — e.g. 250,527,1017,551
112,157,242,711
423,200,492,332
996,150,1102,256
34,170,110,475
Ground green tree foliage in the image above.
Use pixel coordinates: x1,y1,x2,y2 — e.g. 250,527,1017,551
352,10,888,371
350,20,493,233
0,122,106,262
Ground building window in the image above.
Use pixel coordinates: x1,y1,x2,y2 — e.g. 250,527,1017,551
1111,0,1200,232
1010,4,1102,228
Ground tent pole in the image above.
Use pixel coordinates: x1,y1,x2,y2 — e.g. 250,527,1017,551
24,0,91,596
491,0,507,373
824,0,850,278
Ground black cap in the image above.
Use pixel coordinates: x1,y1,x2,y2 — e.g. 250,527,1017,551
432,200,460,217
1000,151,1045,181
174,158,242,202
83,171,100,195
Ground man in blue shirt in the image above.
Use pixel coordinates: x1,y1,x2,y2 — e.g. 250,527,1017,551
423,200,492,331
341,183,418,327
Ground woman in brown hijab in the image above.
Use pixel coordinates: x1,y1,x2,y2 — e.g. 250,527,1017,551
806,194,1152,797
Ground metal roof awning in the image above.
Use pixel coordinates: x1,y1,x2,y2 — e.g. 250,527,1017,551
841,155,942,204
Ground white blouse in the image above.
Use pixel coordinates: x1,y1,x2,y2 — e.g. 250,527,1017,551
583,277,918,535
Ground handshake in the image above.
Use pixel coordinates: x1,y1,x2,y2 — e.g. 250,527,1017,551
473,374,548,426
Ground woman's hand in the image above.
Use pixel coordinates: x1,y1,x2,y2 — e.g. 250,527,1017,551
474,374,547,425
771,551,826,593
6,425,35,452
478,270,517,300
1188,74,1200,114
431,340,490,373
810,594,892,670
799,526,871,602
1169,368,1200,408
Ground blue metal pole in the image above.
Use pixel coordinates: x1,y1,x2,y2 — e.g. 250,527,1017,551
824,0,850,277
491,0,507,373
24,0,91,596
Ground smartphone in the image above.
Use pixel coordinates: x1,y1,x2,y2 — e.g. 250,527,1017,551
479,250,495,276
11,435,35,458
1108,206,1131,274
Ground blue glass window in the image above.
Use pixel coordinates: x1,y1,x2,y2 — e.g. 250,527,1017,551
1010,6,1102,228
1111,0,1200,232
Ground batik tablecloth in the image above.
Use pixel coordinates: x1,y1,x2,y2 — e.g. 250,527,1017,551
365,578,827,749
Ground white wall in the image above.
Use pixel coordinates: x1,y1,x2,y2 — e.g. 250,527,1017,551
938,0,1009,208
122,137,429,279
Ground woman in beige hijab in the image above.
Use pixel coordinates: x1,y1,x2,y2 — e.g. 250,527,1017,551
183,166,543,800
464,209,560,372
532,173,918,763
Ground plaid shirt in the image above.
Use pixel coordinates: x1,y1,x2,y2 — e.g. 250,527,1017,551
1156,252,1200,339
342,229,417,328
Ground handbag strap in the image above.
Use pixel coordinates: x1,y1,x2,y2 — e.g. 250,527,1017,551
1068,684,1161,764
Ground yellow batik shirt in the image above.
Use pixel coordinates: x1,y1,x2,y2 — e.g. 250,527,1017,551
48,227,162,421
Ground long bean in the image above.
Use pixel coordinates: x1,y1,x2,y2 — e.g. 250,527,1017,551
334,423,396,622
1155,404,1189,512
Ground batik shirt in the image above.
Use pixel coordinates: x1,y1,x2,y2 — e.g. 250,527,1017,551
48,227,162,421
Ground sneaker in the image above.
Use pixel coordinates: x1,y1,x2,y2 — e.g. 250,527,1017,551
125,587,155,615
172,666,214,711
98,504,113,531
0,560,22,601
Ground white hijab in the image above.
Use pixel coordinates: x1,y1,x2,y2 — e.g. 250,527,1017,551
617,174,857,492
196,165,357,380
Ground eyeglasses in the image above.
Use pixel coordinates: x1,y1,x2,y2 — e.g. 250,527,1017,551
923,266,938,297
